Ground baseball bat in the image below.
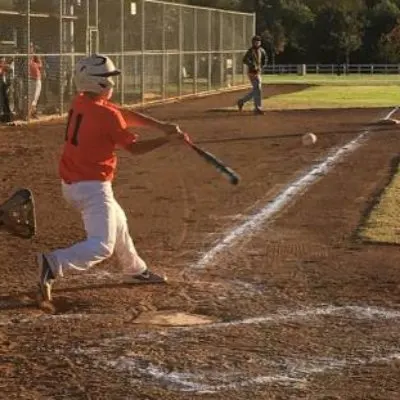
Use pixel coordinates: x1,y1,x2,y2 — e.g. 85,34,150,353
182,133,240,185
119,106,240,185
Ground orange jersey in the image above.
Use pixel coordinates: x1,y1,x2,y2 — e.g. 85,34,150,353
60,94,136,183
29,57,42,80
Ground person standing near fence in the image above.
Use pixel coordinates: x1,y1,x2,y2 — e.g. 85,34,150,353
12,47,26,119
237,35,267,115
0,56,13,123
28,43,43,119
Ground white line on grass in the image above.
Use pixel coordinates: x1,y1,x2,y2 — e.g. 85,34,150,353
192,107,399,269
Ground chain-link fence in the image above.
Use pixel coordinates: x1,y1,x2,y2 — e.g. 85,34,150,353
0,0,254,121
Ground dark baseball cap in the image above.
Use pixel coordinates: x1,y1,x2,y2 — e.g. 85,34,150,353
252,35,262,41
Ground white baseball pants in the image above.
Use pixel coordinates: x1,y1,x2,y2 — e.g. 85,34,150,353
48,181,147,277
28,78,42,107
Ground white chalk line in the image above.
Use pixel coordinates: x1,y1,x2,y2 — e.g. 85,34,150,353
62,304,399,341
175,304,400,332
107,352,400,393
192,107,399,269
385,107,399,119
74,303,400,393
1,302,398,335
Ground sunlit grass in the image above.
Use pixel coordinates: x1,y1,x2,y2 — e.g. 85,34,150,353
264,74,400,86
360,164,400,245
259,85,400,109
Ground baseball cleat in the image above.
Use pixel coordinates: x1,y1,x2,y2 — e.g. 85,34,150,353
125,269,167,284
37,253,55,302
237,100,244,112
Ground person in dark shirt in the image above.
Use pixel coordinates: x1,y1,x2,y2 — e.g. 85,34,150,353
237,35,267,115
0,57,12,123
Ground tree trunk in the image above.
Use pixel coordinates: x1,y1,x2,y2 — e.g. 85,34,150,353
346,50,350,66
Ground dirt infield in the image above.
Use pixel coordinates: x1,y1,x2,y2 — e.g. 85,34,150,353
0,85,400,399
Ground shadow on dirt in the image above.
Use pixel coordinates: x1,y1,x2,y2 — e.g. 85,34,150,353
0,279,167,314
0,292,92,314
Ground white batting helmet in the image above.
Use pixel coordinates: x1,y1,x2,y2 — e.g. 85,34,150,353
74,54,120,94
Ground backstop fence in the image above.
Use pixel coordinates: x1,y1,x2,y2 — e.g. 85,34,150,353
0,0,255,121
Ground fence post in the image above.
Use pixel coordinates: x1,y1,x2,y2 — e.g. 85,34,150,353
26,0,31,122
178,6,183,97
208,10,212,91
141,0,145,104
120,0,125,105
85,0,90,54
161,2,166,99
242,15,246,84
219,12,224,89
231,14,235,87
59,0,64,115
193,8,198,94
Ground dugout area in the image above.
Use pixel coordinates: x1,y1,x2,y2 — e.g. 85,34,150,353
0,0,254,121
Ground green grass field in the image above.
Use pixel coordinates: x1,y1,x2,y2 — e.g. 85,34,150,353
264,74,400,86
360,164,400,245
258,85,400,109
214,75,400,110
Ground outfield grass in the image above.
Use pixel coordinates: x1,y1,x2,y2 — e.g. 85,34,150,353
264,74,400,86
257,85,400,110
360,165,400,245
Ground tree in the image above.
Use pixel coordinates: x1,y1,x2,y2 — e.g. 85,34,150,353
280,0,315,57
378,19,400,62
262,21,286,65
362,0,400,62
311,1,365,64
178,0,400,64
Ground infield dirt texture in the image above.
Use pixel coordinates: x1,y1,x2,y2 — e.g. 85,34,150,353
0,84,399,399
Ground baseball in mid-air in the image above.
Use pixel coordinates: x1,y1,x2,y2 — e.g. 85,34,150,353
302,132,317,146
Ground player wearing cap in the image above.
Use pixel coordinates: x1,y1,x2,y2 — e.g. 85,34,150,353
237,35,268,115
37,54,183,304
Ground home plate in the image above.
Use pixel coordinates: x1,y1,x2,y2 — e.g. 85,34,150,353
132,311,217,326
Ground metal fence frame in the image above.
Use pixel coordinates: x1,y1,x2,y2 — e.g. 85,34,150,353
0,0,255,122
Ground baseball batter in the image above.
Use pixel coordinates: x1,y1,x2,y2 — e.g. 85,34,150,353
37,54,183,303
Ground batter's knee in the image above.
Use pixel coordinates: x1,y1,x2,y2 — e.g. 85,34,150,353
90,238,115,260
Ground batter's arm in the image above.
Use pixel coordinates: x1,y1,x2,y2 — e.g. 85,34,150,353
123,136,170,156
120,108,173,131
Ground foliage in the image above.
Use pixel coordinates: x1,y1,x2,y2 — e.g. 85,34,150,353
177,0,400,64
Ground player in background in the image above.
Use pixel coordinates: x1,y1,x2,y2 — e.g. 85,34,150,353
0,56,13,123
28,43,43,119
237,35,267,115
37,54,183,303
